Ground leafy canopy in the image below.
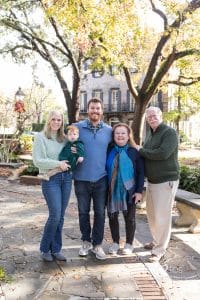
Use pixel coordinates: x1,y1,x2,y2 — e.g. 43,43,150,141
43,0,147,70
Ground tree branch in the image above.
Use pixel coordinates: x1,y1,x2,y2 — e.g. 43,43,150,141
149,0,168,29
39,0,81,77
47,15,81,78
145,47,200,101
145,49,176,101
141,0,200,95
174,49,200,60
1,16,71,100
0,44,32,54
170,0,200,30
123,67,139,101
2,17,72,59
168,76,200,86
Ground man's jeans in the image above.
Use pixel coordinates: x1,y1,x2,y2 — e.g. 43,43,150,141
40,171,72,254
74,176,108,246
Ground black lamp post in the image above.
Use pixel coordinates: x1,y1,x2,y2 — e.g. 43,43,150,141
14,87,26,136
15,87,25,102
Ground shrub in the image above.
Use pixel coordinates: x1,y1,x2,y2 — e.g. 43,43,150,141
32,123,45,132
0,138,19,162
19,134,33,153
0,266,10,282
0,266,6,281
179,165,200,194
179,130,189,144
21,163,39,176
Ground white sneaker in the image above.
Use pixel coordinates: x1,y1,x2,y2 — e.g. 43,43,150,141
92,245,107,260
108,243,120,255
122,243,134,255
79,241,92,256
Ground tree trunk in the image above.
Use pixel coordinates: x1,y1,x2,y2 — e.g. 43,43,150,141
176,93,181,135
68,71,81,124
131,99,147,144
55,66,81,124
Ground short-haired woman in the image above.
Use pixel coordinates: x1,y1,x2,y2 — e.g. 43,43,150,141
106,123,144,255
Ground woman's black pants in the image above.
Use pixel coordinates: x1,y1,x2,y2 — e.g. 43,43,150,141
108,203,136,245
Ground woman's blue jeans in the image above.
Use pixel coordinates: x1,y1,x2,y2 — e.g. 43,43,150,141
74,176,108,246
40,171,72,254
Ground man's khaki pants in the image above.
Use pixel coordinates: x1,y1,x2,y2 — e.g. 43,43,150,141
146,180,179,256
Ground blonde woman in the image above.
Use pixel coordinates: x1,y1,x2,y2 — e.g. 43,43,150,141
32,111,71,262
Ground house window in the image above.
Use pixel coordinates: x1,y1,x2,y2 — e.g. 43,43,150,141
127,90,135,111
82,62,88,80
83,62,88,71
168,96,177,110
129,67,138,74
109,65,120,76
111,89,121,110
92,90,103,100
151,95,159,107
92,69,104,78
80,91,87,111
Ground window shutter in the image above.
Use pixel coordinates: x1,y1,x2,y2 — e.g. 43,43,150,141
84,93,87,111
117,90,121,111
127,90,130,111
109,90,112,111
158,90,163,110
100,91,103,101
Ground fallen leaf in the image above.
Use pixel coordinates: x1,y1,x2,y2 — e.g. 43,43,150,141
73,274,81,280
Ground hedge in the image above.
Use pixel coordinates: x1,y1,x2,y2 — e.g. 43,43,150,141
32,123,45,132
179,165,200,194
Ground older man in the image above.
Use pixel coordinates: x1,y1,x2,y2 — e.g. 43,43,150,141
134,107,179,262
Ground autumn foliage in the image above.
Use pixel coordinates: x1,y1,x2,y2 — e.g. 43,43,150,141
14,101,26,113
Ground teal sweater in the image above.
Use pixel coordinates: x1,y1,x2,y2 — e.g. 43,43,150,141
59,140,85,171
139,123,179,183
32,132,66,174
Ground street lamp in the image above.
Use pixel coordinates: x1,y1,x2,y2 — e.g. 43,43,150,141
15,87,25,104
14,87,26,136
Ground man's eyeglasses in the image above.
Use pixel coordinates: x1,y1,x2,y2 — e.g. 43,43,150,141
146,114,158,120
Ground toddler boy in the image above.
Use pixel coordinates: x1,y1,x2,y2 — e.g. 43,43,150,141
38,125,84,180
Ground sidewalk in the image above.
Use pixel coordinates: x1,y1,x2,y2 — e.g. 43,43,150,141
0,177,199,300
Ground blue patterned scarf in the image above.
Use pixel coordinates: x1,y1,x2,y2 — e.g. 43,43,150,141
107,145,135,214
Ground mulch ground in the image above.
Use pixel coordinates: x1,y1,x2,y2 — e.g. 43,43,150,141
0,167,13,177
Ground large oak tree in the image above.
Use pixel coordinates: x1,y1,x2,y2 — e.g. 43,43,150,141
0,0,84,123
0,0,200,142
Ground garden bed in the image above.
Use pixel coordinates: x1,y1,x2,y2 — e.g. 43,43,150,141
20,175,41,185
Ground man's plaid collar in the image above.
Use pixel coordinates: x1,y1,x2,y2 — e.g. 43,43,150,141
87,119,103,130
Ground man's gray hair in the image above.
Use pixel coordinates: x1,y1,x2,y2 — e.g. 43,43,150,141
146,106,162,116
